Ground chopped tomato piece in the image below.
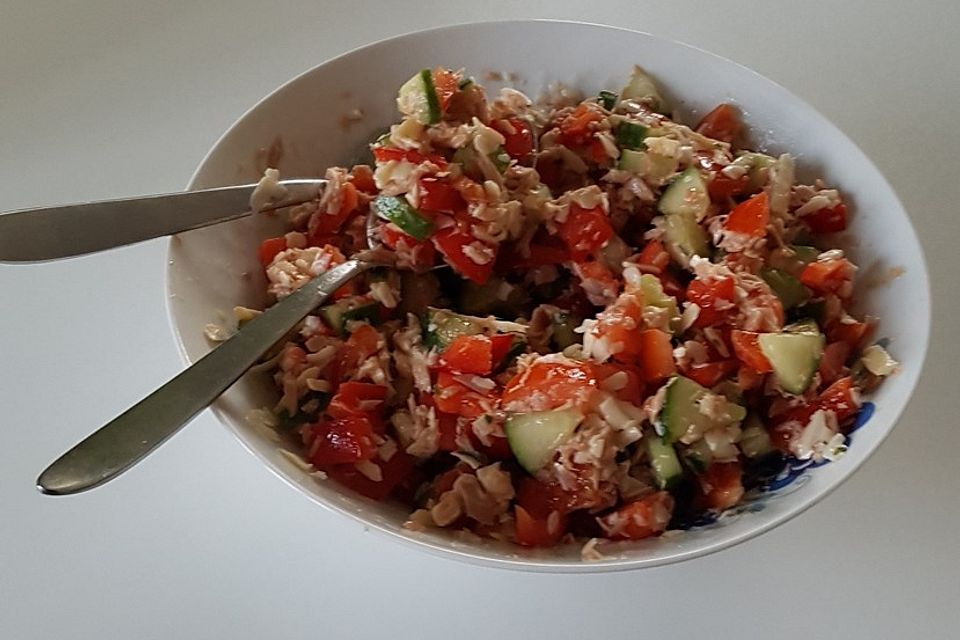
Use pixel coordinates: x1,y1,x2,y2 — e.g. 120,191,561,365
695,103,742,144
724,191,769,237
639,329,676,382
803,203,847,233
433,227,495,284
558,103,603,145
324,449,416,501
440,335,494,375
435,411,460,452
819,341,851,385
434,370,495,418
818,376,861,424
685,360,739,388
730,330,773,373
309,182,359,237
494,118,535,162
514,478,569,546
557,204,614,261
349,164,377,194
597,491,674,540
327,382,388,419
418,177,466,214
257,236,287,267
431,67,459,113
698,153,747,200
488,334,516,368
828,319,871,350
593,297,644,363
769,405,816,453
736,363,766,391
502,361,598,412
379,223,436,267
686,276,736,328
595,363,645,405
697,461,744,511
636,239,671,272
307,415,378,465
800,258,854,295
372,146,447,167
587,138,609,165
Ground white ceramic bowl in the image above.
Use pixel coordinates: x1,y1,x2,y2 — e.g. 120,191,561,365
167,20,930,572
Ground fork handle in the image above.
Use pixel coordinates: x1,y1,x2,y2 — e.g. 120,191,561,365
36,259,372,495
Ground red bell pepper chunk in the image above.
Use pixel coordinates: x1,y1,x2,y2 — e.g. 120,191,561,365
502,361,598,412
597,491,674,540
558,103,603,145
324,449,416,501
730,330,773,373
803,203,848,233
432,227,496,284
327,382,388,419
818,341,851,386
636,239,671,272
307,415,378,466
514,477,569,547
440,335,494,375
372,146,447,167
488,334,516,368
695,104,742,144
686,276,736,328
557,204,614,262
684,360,739,388
258,236,287,267
639,329,676,383
818,376,861,424
434,370,494,418
800,258,853,295
494,118,535,162
431,67,459,113
696,461,744,511
724,191,769,237
418,177,466,214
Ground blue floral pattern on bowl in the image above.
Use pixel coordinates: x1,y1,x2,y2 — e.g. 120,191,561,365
677,401,876,530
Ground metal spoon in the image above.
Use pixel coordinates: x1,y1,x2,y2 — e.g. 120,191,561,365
36,192,389,495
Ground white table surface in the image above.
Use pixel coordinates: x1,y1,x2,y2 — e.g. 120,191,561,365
2,2,958,638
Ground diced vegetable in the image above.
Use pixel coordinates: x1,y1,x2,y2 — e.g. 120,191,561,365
258,236,287,267
397,68,441,125
373,195,434,241
659,167,710,220
738,414,775,459
658,376,746,443
639,329,676,383
758,330,825,394
614,121,647,150
686,276,735,328
598,90,618,110
423,307,483,350
731,330,773,373
439,335,494,375
646,434,683,489
557,204,614,262
320,300,380,336
433,227,496,284
761,267,808,310
695,104,742,144
724,191,769,237
505,408,583,473
620,65,663,111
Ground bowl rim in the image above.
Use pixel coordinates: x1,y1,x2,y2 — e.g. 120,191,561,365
164,18,932,572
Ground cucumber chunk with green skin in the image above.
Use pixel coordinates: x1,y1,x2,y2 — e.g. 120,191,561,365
737,152,775,193
658,376,747,444
659,167,710,219
768,245,819,275
614,121,647,150
618,148,646,172
506,408,583,473
422,307,483,349
620,65,663,111
758,331,825,394
647,434,683,488
320,301,381,336
739,414,776,459
638,274,682,333
761,267,808,310
372,195,434,241
679,439,713,473
598,90,618,110
662,210,710,268
397,68,441,125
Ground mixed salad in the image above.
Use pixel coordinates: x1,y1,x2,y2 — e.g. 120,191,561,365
245,66,898,549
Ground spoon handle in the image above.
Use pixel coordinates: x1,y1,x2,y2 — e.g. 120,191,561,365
37,259,372,495
0,179,325,262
